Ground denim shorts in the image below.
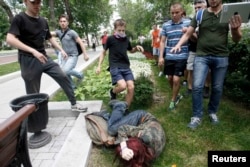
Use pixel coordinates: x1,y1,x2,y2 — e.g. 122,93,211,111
109,67,134,85
153,47,160,56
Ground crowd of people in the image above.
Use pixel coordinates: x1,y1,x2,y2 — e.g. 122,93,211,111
5,0,243,166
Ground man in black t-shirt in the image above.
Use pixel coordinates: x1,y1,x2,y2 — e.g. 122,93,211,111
96,19,143,107
6,1,87,115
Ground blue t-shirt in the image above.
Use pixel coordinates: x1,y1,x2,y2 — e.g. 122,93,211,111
161,18,191,60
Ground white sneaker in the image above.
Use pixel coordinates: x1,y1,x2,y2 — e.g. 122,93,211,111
158,71,163,77
71,103,88,112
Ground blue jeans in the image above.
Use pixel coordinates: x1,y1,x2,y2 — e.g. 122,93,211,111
61,55,82,89
192,56,228,118
108,101,146,136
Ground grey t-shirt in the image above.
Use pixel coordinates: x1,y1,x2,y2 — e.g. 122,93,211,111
56,29,79,56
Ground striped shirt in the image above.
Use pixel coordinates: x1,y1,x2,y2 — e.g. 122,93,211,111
161,18,191,60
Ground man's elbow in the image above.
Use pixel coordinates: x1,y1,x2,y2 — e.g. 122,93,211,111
6,33,14,45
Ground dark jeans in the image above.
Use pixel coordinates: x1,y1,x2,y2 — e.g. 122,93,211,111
108,101,146,136
19,53,76,105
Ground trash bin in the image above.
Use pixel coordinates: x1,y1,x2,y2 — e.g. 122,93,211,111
9,93,49,133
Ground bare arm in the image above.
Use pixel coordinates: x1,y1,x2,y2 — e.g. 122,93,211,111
50,31,56,37
170,26,195,53
6,33,48,64
48,37,68,58
129,45,144,53
76,36,89,61
158,35,166,66
95,49,106,74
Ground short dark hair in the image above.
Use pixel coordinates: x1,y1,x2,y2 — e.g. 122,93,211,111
58,14,69,21
193,0,207,5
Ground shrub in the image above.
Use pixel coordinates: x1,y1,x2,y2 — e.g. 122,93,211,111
224,28,250,108
131,74,154,110
131,39,152,53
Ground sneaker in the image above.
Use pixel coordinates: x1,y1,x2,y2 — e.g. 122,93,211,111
158,71,163,77
187,117,201,129
209,113,219,124
168,101,175,111
175,94,183,106
109,89,116,100
71,103,88,112
203,86,209,98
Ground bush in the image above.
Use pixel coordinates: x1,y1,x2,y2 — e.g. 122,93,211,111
131,74,154,110
131,39,152,53
224,28,250,108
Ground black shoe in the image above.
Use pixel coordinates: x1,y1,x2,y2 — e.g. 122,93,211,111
203,87,209,98
109,89,116,100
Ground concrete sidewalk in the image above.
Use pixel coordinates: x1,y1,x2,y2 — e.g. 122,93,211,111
0,46,103,167
0,47,102,122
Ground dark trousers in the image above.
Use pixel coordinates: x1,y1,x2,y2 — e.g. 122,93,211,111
19,53,76,105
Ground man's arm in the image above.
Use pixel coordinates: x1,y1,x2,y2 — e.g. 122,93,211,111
158,35,166,66
75,36,89,61
229,15,242,43
48,37,68,58
170,26,195,53
50,31,57,37
129,45,144,53
96,49,106,74
6,33,48,64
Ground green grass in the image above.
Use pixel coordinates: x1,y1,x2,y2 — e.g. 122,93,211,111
51,59,250,167
0,55,57,76
0,62,20,76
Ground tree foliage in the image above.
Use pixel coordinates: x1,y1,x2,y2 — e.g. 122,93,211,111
0,0,113,47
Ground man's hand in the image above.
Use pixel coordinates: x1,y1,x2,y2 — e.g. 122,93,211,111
136,45,144,52
121,147,134,161
32,50,47,64
158,57,164,66
84,55,89,61
229,14,242,30
60,50,68,59
170,46,181,54
96,66,101,75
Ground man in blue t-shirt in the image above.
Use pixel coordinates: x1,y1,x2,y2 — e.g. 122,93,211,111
159,2,191,111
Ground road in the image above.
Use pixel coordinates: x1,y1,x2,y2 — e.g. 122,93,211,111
0,48,56,65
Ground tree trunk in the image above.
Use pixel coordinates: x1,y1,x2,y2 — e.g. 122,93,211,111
0,0,14,23
63,0,73,24
48,0,56,30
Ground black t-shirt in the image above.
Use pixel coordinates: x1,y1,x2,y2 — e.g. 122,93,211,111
8,12,51,55
104,35,132,68
188,39,197,52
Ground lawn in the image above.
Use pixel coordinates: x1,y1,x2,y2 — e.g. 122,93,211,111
0,54,58,76
51,54,250,167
